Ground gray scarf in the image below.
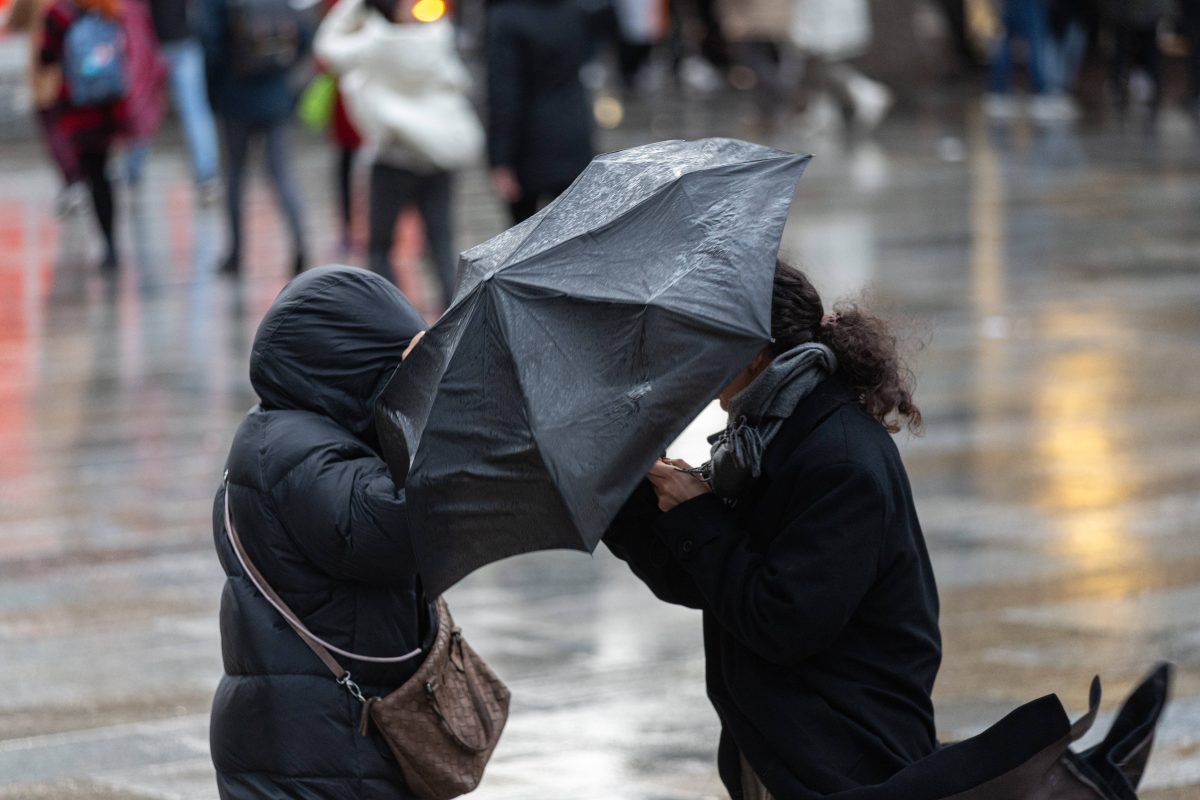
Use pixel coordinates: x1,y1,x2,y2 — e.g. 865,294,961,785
703,343,837,499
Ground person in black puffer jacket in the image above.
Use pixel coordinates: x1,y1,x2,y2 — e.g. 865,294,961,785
211,265,432,799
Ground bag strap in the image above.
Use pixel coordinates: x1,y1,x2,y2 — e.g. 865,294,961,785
221,481,423,688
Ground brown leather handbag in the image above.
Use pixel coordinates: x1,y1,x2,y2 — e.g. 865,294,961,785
359,597,511,798
223,490,511,800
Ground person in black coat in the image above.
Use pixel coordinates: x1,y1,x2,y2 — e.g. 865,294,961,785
605,262,942,799
211,265,432,799
485,0,595,224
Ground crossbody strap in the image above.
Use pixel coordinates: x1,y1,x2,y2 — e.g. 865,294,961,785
221,483,423,685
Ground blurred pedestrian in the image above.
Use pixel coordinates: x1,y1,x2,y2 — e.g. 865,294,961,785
117,0,169,189
984,0,1078,120
606,262,939,798
201,0,310,276
718,0,793,129
304,0,365,257
35,0,132,269
612,0,668,90
124,0,221,202
212,266,434,799
1106,0,1172,121
316,0,483,311
672,0,729,80
790,0,894,134
5,0,87,216
486,0,595,225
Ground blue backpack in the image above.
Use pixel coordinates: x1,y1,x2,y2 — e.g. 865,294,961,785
63,11,128,107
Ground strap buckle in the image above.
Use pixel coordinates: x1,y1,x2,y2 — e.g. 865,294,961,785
337,672,366,704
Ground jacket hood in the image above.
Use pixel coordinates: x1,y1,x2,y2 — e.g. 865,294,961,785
249,265,426,443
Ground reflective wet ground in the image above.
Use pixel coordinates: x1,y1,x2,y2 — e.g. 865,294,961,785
1,100,1199,798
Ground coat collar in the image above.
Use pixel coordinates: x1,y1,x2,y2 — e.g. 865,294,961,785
760,374,856,476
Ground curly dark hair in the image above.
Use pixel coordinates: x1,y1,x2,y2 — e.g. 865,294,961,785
770,260,922,435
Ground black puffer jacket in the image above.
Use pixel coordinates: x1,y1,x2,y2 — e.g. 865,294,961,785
211,266,433,800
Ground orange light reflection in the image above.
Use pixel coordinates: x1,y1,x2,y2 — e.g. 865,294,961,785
412,0,445,22
1031,323,1135,572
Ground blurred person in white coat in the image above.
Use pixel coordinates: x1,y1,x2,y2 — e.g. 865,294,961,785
315,0,483,311
791,0,892,133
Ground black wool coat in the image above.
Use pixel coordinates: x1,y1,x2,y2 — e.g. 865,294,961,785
485,0,595,195
211,266,434,800
605,376,943,800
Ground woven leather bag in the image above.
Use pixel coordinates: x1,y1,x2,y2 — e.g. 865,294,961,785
360,598,511,799
223,487,510,799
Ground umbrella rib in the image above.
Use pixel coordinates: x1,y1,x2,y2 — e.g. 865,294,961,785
647,295,770,340
492,283,595,386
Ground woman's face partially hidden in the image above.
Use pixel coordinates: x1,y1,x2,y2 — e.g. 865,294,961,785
717,349,773,411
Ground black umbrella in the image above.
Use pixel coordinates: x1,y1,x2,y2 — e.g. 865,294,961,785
376,138,811,595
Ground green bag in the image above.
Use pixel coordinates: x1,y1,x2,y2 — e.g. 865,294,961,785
298,73,337,132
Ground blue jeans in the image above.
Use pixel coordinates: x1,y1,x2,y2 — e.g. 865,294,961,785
223,118,305,262
988,0,1049,95
127,38,220,184
1042,21,1087,94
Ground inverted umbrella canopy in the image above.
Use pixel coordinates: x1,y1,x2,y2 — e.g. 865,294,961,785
376,138,811,595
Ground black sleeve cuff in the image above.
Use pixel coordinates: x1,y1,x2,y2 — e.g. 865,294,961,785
653,493,731,562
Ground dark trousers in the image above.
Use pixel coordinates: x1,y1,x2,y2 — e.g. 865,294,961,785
78,148,116,260
1111,23,1162,111
222,118,306,265
669,0,728,69
367,162,456,309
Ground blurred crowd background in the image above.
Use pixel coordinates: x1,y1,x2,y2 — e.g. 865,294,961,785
1,0,1198,306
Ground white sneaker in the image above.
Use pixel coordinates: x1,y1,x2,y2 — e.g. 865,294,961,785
846,75,893,133
679,56,723,94
984,93,1019,119
55,182,87,218
799,93,843,137
1030,93,1079,123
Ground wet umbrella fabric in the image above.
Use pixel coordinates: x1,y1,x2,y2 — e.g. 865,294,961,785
376,138,811,596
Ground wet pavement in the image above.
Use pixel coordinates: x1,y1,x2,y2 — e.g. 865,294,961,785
1,95,1199,799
